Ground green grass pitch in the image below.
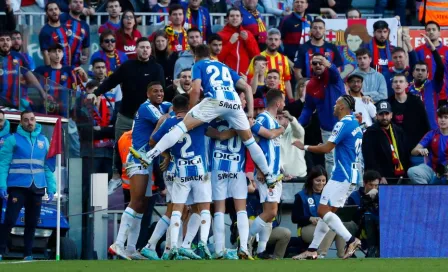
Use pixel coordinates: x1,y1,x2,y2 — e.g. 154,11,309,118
1,259,448,272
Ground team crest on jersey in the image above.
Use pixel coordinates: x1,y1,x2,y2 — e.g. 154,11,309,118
308,198,314,205
37,140,45,149
81,28,86,35
66,29,73,36
331,122,342,136
148,104,162,118
61,74,67,81
12,59,19,66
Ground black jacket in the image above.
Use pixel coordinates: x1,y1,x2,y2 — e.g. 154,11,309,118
1,1,16,31
95,58,165,119
362,122,410,179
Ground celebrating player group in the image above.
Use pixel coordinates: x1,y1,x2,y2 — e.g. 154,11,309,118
108,44,362,261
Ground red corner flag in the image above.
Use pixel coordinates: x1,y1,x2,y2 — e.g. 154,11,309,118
47,118,62,172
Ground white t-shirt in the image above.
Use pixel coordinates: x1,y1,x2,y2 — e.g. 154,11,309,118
353,97,376,127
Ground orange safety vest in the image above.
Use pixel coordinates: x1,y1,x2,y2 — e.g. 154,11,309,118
118,130,132,189
419,0,448,26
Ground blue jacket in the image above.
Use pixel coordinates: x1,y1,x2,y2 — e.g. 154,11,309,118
0,120,11,150
299,64,346,131
0,124,56,194
292,189,321,228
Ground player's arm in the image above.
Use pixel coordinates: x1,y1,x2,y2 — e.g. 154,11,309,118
411,144,429,156
257,126,284,140
236,78,254,117
206,127,237,141
24,71,46,99
292,140,336,154
190,78,201,109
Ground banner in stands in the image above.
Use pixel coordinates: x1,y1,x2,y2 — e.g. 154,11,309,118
409,29,448,47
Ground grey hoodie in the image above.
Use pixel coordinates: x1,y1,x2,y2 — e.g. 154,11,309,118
173,50,194,79
351,67,388,103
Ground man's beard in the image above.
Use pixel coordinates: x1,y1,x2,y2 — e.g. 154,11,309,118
312,34,324,41
71,9,83,16
103,46,113,53
48,16,59,23
380,120,390,127
350,88,361,94
375,37,386,46
12,45,21,52
267,46,277,53
0,48,9,56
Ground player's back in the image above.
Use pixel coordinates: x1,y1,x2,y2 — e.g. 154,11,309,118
192,59,241,101
330,115,363,183
254,111,281,175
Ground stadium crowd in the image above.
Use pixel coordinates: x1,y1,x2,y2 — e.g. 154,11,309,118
0,0,447,261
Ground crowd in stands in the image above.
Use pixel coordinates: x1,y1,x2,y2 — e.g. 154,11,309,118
0,0,447,260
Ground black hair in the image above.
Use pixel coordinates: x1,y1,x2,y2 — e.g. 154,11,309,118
92,58,106,67
267,69,280,76
45,1,60,12
178,68,191,78
311,18,325,28
304,165,327,196
345,8,362,18
136,37,150,47
425,21,441,31
363,170,382,183
373,20,389,31
226,7,241,18
100,29,116,43
437,106,448,117
147,81,163,91
0,109,5,116
187,27,202,36
86,79,100,89
20,110,34,120
392,47,406,55
207,34,222,44
172,94,189,111
0,31,11,38
413,61,428,72
265,89,283,107
169,4,183,15
253,55,267,63
311,52,325,58
355,48,371,58
341,94,356,112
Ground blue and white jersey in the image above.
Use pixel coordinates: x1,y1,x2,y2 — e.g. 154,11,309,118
152,116,208,178
252,111,281,176
328,115,363,183
132,100,172,151
192,59,241,101
209,119,246,173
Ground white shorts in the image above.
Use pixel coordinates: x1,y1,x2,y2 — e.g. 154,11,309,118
172,173,212,204
320,180,356,208
189,98,250,130
126,145,152,178
211,170,248,201
164,171,175,203
255,176,283,203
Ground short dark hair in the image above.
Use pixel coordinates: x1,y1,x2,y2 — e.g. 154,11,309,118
86,79,100,89
437,106,448,117
267,69,280,76
265,89,283,106
304,165,327,196
172,94,189,111
100,29,115,43
226,7,241,18
346,8,362,18
373,20,389,31
193,44,210,59
136,37,150,47
20,110,34,120
0,31,11,38
12,30,21,36
425,20,441,31
392,73,407,81
178,68,191,78
45,1,59,12
363,170,382,183
106,0,120,8
413,61,428,72
311,18,325,28
169,4,183,15
392,47,406,55
208,34,222,44
253,55,267,63
355,48,371,58
340,94,356,112
92,58,106,67
187,27,201,36
312,52,325,58
147,81,163,90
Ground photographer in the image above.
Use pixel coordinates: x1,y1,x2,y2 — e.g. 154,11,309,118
347,170,380,258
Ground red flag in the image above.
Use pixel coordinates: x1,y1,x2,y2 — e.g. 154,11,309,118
47,118,62,172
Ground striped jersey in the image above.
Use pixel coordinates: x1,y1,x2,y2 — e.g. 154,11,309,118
209,119,246,173
152,116,208,178
192,59,241,101
60,13,90,67
419,129,448,171
90,50,128,75
132,100,172,151
39,24,71,66
247,51,291,92
252,111,281,176
0,51,29,107
328,115,363,183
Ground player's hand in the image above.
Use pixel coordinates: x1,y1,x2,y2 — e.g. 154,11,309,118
256,171,266,183
362,96,372,104
160,154,171,172
283,174,292,181
292,140,305,150
366,189,378,199
309,217,319,225
230,33,239,44
421,33,436,51
418,148,429,156
247,178,256,193
240,31,249,41
380,177,388,184
282,110,293,121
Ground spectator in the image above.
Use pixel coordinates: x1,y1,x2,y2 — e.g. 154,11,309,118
218,7,260,75
0,111,56,261
347,170,381,258
90,30,128,76
34,43,77,117
151,30,179,87
89,58,122,112
39,2,71,66
60,0,91,67
365,20,394,83
94,37,165,193
173,28,202,79
374,0,406,26
347,73,376,128
277,110,306,180
253,98,265,117
115,10,142,59
351,48,388,103
362,101,409,184
240,0,267,50
409,36,444,130
340,24,372,80
205,0,227,13
182,0,212,42
98,0,122,34
252,69,280,102
298,53,346,176
164,68,192,103
1,0,16,32
294,19,343,80
285,77,307,118
249,55,267,97
415,21,448,106
208,34,222,60
388,74,429,166
0,31,46,109
408,106,448,185
150,0,170,25
279,0,312,63
261,0,292,18
291,166,347,258
248,28,293,100
150,4,187,53
11,30,35,71
385,46,417,95
345,8,361,19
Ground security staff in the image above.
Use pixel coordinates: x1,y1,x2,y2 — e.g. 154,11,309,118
0,111,56,260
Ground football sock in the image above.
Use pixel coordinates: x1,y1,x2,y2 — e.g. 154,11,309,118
170,211,182,249
115,207,136,247
257,222,272,253
213,212,225,254
164,225,171,253
146,215,170,250
177,221,184,246
244,137,270,175
148,122,188,160
237,211,249,251
249,216,266,237
182,213,201,249
309,218,330,250
323,212,352,242
200,210,211,244
126,212,143,252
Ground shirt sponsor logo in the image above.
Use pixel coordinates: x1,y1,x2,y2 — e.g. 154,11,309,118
177,157,202,166
218,173,238,180
378,59,389,65
218,101,241,110
213,151,240,162
124,45,136,52
308,197,314,205
180,175,204,182
165,175,175,182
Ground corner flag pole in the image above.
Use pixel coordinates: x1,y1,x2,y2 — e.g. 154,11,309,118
56,153,62,261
